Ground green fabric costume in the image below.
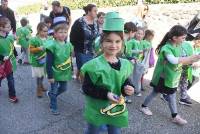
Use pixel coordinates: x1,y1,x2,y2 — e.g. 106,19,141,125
193,46,200,77
29,36,50,67
0,35,16,71
16,26,32,48
45,40,73,81
151,42,183,88
81,55,133,127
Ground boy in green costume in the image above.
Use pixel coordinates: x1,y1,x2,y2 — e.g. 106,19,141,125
46,23,73,115
16,17,32,64
0,17,18,103
81,12,134,133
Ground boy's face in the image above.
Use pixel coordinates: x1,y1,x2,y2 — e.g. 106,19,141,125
1,22,11,33
54,29,68,41
98,15,104,25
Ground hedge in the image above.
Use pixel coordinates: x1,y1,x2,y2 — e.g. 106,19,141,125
16,0,200,15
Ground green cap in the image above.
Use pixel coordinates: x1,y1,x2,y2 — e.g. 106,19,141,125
103,12,124,32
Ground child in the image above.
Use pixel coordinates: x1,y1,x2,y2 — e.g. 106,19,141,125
0,17,18,103
140,25,200,125
46,23,73,115
16,17,32,64
140,29,155,91
123,22,137,103
97,12,105,34
81,12,134,134
44,17,53,36
132,27,146,97
29,22,49,98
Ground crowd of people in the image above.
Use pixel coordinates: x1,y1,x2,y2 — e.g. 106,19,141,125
0,0,200,133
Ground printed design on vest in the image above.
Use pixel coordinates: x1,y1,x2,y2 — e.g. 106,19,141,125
100,96,126,116
36,52,46,65
56,57,71,70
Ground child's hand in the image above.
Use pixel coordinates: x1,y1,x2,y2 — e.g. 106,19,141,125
192,62,200,69
124,85,134,96
107,92,120,103
48,78,55,83
3,56,9,61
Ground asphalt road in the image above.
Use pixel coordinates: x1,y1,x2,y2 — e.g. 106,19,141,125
0,61,200,134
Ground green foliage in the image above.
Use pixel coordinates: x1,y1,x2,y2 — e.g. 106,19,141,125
16,0,199,15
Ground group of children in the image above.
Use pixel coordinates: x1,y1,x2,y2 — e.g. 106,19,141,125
0,9,200,133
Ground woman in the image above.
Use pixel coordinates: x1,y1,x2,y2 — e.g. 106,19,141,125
70,4,99,80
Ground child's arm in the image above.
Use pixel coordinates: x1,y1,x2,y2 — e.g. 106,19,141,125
82,73,110,100
46,50,54,83
29,45,44,53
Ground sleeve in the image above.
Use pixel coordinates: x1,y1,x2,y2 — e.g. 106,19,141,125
70,19,84,48
165,54,179,65
82,72,109,100
121,77,134,96
9,10,16,33
46,50,54,79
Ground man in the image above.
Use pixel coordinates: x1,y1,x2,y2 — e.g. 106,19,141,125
49,1,71,27
0,0,16,34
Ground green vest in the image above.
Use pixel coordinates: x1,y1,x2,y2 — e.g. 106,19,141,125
29,36,50,67
45,40,73,81
124,38,141,59
16,26,31,48
193,46,200,77
181,41,193,82
0,35,16,72
81,55,133,127
141,39,152,50
151,43,182,88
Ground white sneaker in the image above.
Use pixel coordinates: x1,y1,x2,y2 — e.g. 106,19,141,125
172,115,187,125
140,107,153,116
136,93,142,97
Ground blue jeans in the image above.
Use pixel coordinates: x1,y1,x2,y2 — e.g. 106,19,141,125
49,81,67,110
85,123,121,134
0,72,16,97
75,52,93,70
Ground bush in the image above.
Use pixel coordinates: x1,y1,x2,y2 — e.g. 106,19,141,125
16,0,199,15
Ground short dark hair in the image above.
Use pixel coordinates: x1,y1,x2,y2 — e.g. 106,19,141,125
97,12,105,18
52,0,60,7
20,18,28,27
44,17,52,24
124,22,137,33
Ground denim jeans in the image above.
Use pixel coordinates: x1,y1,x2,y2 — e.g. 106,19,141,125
85,123,121,134
49,81,67,110
75,52,93,70
0,72,16,97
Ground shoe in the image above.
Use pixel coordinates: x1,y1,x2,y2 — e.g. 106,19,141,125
50,109,60,115
125,98,132,104
136,93,142,97
18,59,22,64
160,94,168,102
9,96,18,103
140,107,153,116
36,87,43,98
179,99,192,106
41,84,47,92
172,115,187,125
23,61,30,65
141,88,145,91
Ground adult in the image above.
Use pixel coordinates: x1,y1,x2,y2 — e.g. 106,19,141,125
0,0,16,34
70,4,99,79
49,0,71,27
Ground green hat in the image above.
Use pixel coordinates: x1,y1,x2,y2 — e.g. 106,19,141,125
103,12,124,32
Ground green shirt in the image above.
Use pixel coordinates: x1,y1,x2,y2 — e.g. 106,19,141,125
46,40,73,81
0,35,16,71
151,42,182,88
193,46,200,77
124,38,141,59
29,36,50,67
81,55,133,127
16,26,32,48
141,39,152,50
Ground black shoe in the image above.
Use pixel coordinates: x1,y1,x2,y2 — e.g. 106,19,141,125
125,98,132,104
179,99,192,106
141,88,145,91
18,59,22,64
